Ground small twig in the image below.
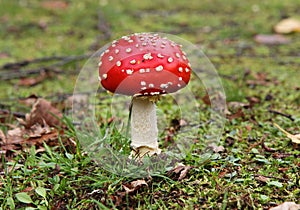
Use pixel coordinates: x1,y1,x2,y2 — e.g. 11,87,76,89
0,109,26,118
261,134,276,152
1,56,68,70
268,109,295,121
0,54,90,70
0,54,91,80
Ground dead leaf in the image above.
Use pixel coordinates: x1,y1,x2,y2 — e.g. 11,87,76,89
270,202,300,210
218,169,228,178
1,123,61,161
208,143,225,153
167,163,192,180
227,101,250,109
131,180,148,188
21,98,63,128
274,123,300,144
41,0,69,10
7,127,24,143
0,98,71,161
254,72,268,81
274,18,300,34
18,71,47,87
0,129,6,141
227,108,245,121
5,123,55,145
178,166,192,180
201,93,211,106
122,179,148,194
246,96,261,107
254,34,290,45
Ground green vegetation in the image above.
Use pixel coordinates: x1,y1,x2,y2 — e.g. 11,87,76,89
0,0,299,209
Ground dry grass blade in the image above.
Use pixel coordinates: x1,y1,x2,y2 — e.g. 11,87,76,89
274,123,300,144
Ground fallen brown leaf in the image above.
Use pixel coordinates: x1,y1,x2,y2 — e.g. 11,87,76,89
246,96,261,107
208,143,225,153
0,123,61,161
0,98,74,161
274,123,300,144
18,71,47,87
201,93,211,106
7,127,23,144
122,179,148,194
270,202,300,210
227,108,245,121
178,165,192,180
21,98,63,128
254,72,268,81
167,163,193,181
254,34,290,45
5,123,57,145
227,101,250,109
0,129,6,141
274,18,300,34
218,169,228,178
130,180,148,189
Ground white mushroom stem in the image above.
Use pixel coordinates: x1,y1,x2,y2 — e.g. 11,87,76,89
130,96,161,159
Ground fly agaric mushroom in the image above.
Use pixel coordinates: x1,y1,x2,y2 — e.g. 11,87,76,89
98,33,191,159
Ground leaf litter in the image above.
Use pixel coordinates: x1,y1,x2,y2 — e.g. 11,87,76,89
0,98,66,161
0,1,299,209
18,98,63,128
167,163,193,181
122,179,148,194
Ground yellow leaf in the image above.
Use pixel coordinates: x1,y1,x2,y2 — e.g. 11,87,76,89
274,18,300,34
274,123,300,144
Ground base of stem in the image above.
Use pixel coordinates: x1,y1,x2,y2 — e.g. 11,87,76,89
129,145,161,160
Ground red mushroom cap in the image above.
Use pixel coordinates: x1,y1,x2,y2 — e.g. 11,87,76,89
98,33,191,96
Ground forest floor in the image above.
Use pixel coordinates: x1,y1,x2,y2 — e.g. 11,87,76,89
0,0,299,209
